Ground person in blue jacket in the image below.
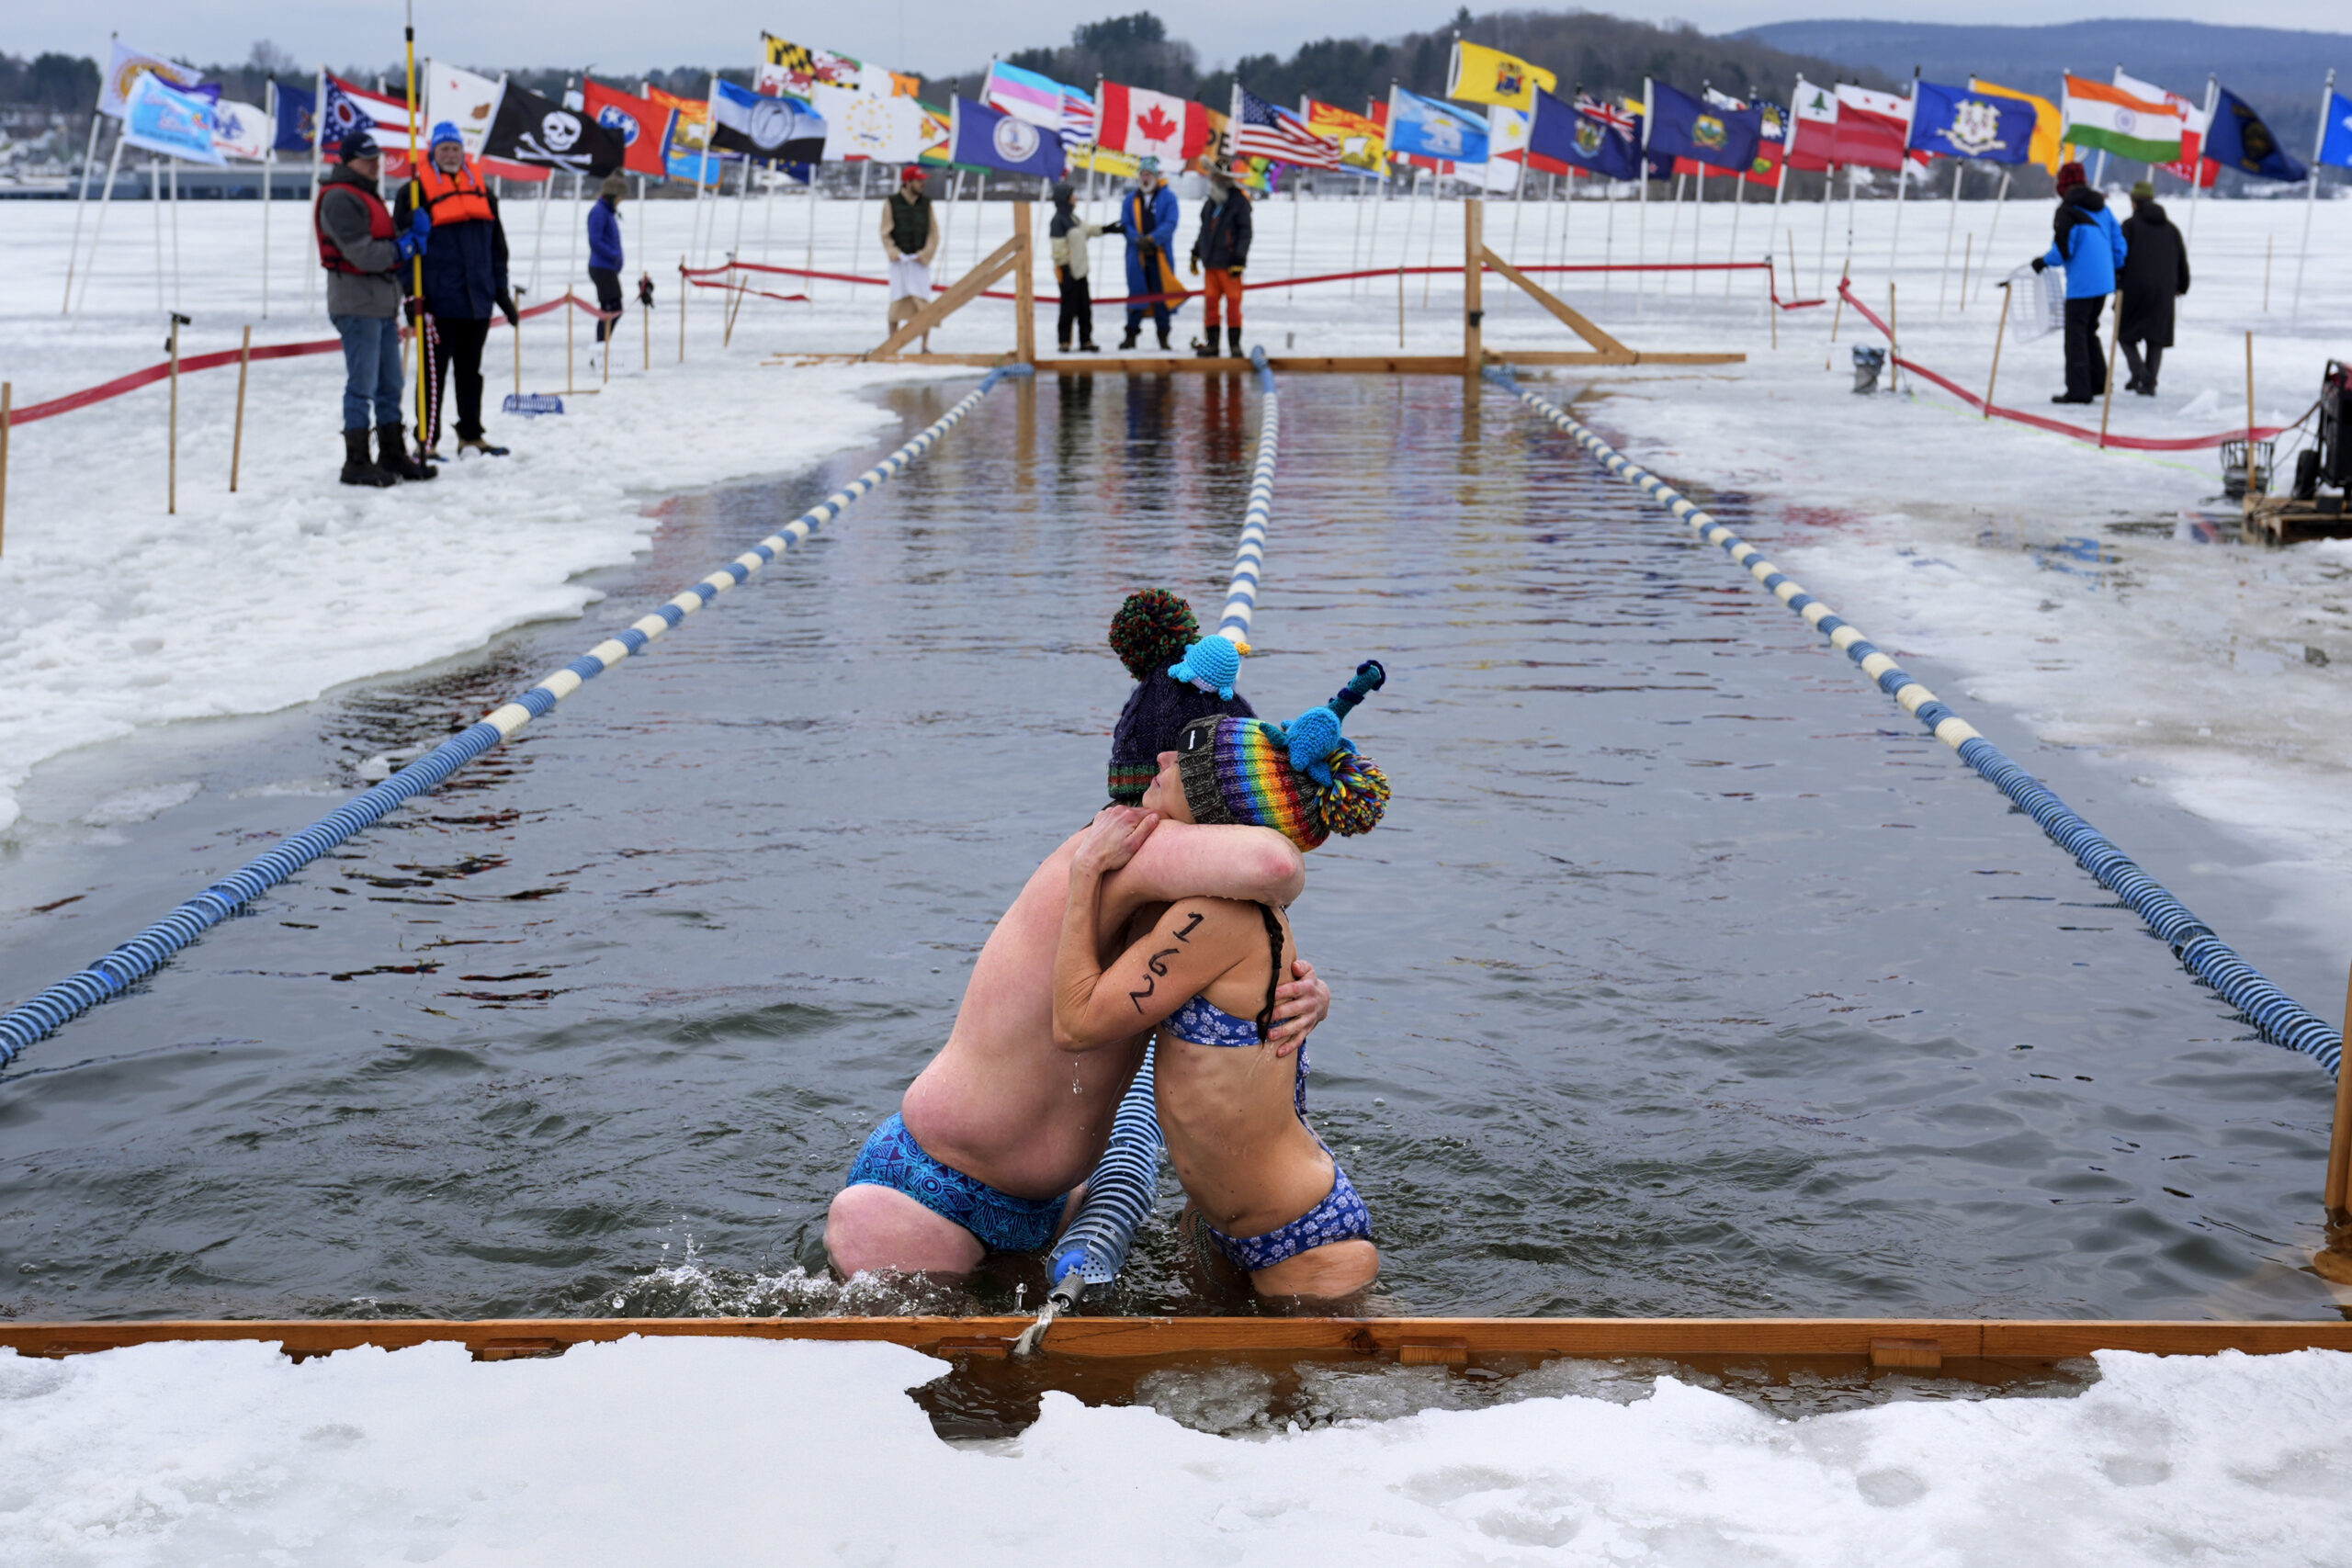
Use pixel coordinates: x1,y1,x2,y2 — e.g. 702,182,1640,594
392,121,519,457
586,174,627,361
1118,156,1183,353
2031,160,2127,404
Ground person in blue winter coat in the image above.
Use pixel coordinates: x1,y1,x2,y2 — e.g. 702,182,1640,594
1118,157,1183,352
586,174,627,355
2031,160,2127,404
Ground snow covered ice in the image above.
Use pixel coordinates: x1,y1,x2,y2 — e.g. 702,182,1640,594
4,1337,2352,1564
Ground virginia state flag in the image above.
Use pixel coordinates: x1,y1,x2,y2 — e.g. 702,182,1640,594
950,96,1067,178
1909,81,2036,164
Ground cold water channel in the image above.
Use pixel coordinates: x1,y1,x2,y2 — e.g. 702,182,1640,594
0,372,2342,1326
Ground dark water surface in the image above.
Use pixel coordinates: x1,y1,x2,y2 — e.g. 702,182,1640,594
1,372,2340,1325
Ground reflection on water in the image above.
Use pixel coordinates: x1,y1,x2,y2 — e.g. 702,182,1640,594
0,373,2339,1326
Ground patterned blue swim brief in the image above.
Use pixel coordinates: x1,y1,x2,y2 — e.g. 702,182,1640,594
843,1111,1070,1256
1204,1160,1376,1273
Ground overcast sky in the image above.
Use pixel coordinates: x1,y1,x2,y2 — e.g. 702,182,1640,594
19,1,2347,82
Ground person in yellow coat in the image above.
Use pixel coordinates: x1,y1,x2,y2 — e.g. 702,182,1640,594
1118,156,1184,352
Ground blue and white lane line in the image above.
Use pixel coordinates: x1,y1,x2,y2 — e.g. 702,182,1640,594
0,367,1029,1068
1034,355,1287,1337
1215,348,1280,645
1487,365,2343,1077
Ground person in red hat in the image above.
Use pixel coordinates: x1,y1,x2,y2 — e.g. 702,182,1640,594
880,164,940,351
2030,160,2128,405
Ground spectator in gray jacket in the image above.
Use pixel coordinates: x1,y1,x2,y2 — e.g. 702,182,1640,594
315,130,434,486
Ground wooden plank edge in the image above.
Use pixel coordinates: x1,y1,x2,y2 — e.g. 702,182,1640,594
8,1317,2351,1361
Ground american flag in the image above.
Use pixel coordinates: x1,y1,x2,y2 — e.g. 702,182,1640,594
1232,85,1340,168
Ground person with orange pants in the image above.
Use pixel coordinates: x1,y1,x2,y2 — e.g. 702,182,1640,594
1189,161,1252,360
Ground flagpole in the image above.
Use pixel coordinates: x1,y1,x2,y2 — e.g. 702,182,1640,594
1769,138,1790,306
1938,158,1965,315
1505,140,1527,316
74,117,124,322
531,163,550,296
1976,167,2009,305
150,155,164,313
1816,162,1833,298
405,8,425,453
1888,67,1917,281
2290,67,2334,322
848,158,869,295
2187,75,2216,258
1665,172,1682,298
1421,160,1439,309
169,157,183,314
1690,163,1705,297
2092,64,2113,188
1638,78,1654,300
61,40,109,315
262,82,275,320
1724,143,1747,297
308,67,325,317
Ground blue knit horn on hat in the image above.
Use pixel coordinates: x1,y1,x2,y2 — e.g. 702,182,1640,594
1281,660,1385,784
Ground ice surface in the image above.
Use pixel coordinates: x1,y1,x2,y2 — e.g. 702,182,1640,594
2,1338,2348,1564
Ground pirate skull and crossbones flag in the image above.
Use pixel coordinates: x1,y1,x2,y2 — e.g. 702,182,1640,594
484,80,626,175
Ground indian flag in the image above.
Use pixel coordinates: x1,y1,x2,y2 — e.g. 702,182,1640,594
2061,74,2183,164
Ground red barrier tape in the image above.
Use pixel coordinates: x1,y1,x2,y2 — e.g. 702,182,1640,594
683,276,810,305
10,294,586,428
1835,280,2283,452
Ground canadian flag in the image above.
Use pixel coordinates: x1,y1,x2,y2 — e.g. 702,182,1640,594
1097,80,1211,163
1830,83,1911,172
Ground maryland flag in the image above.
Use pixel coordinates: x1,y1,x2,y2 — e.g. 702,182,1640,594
761,33,916,98
1446,40,1556,112
1305,97,1387,175
1970,77,2070,175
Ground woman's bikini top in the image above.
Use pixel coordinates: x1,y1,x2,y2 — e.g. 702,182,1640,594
1161,902,1286,1049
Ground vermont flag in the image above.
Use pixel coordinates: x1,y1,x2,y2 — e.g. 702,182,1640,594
1446,40,1556,111
1645,79,1759,172
2061,74,2183,164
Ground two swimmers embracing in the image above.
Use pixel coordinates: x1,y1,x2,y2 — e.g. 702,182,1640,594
824,591,1394,1303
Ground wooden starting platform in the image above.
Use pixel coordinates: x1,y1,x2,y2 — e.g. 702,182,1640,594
775,198,1743,377
7,1315,2349,1367
2244,492,2352,546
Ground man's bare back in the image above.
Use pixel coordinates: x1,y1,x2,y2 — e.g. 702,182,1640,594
825,818,1309,1277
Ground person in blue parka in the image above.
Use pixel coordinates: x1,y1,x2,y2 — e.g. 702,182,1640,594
1118,156,1184,352
2031,160,2127,404
392,121,517,457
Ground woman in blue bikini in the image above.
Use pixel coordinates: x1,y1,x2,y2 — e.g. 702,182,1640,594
1052,656,1391,1301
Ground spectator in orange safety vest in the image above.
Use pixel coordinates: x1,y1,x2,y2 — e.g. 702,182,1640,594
392,121,520,458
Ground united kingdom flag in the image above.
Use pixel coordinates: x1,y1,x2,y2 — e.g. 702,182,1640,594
1232,85,1340,169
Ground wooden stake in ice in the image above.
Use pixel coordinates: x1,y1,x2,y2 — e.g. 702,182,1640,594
1984,281,2012,419
230,325,252,492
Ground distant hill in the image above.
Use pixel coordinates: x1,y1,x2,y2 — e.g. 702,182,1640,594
1732,18,2346,151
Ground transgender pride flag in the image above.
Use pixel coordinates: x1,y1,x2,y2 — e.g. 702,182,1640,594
987,62,1094,152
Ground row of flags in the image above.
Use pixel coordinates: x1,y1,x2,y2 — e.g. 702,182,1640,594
87,32,2352,201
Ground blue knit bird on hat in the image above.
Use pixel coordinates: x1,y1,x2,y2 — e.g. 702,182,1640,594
1277,660,1386,784
1169,635,1244,701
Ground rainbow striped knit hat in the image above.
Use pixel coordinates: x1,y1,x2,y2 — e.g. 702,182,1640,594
1175,661,1390,851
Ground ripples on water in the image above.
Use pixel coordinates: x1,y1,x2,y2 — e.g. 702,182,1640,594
0,373,2338,1327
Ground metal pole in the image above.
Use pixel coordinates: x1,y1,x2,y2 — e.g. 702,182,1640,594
1724,157,1747,297
2245,331,2261,502
2187,76,2216,259
167,315,182,514
230,324,252,491
0,381,10,556
169,158,183,313
848,159,870,293
1815,163,1833,297
531,164,551,295
514,286,524,396
1938,160,1964,315
678,256,686,362
2290,68,2335,322
404,10,426,455
62,102,106,313
307,67,325,318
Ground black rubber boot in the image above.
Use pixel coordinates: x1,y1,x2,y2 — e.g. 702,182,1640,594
339,429,397,488
1194,336,1218,358
1156,326,1172,352
378,424,436,481
1118,324,1140,350
1227,327,1244,359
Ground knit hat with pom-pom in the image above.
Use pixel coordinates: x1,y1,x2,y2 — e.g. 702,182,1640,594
1175,660,1391,850
1107,592,1253,804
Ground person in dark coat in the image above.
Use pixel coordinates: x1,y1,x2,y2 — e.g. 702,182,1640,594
2117,180,2190,397
1188,162,1252,360
392,121,519,457
2030,161,2126,404
587,175,626,353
